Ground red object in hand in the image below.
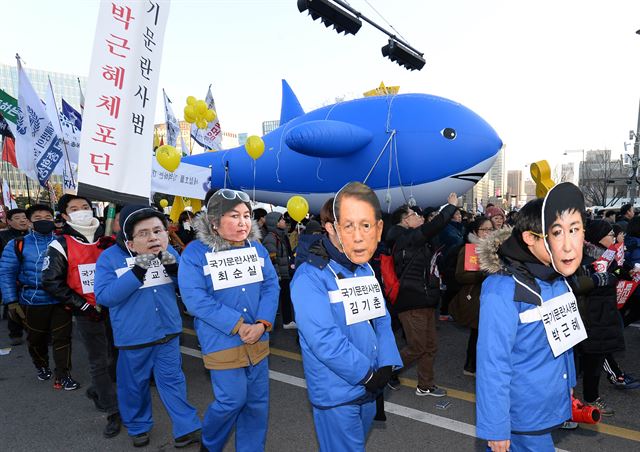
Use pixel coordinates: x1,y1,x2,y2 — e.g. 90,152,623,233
571,396,600,424
463,244,480,271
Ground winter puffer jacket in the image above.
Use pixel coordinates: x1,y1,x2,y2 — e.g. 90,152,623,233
290,236,402,408
569,242,625,355
475,228,575,439
385,204,456,314
95,236,182,348
178,214,279,370
262,212,292,280
0,230,58,305
448,232,485,329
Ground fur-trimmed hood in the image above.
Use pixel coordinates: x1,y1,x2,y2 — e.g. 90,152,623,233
192,213,262,251
477,227,512,274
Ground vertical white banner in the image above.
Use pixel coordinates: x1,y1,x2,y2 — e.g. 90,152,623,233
78,0,170,204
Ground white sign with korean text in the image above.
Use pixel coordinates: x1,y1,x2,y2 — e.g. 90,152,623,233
78,0,170,202
338,276,386,325
115,258,172,288
151,159,209,199
205,247,263,291
538,291,587,357
78,263,96,294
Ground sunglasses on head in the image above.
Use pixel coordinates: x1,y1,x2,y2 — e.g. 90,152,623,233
216,189,250,203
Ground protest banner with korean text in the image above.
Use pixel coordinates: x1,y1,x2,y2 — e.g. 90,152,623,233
78,1,170,204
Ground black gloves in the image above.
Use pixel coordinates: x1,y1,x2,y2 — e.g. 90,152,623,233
591,272,617,288
364,366,393,393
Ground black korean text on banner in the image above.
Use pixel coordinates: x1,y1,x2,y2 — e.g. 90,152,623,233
78,1,170,204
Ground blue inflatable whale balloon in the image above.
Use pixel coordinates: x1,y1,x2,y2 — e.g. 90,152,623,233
183,80,502,212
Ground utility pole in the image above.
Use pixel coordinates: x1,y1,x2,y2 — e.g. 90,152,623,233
629,98,640,206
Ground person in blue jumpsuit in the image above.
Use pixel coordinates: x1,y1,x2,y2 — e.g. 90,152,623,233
476,183,586,452
178,189,279,452
290,182,402,452
95,206,201,448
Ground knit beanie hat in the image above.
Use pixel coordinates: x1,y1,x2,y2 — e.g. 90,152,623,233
486,206,505,219
586,220,612,245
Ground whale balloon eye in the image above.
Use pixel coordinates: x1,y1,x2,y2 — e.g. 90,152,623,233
441,128,456,140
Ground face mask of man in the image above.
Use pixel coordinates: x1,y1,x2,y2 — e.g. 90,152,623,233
68,210,94,226
32,220,56,235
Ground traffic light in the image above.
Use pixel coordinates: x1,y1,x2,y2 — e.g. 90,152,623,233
381,39,426,71
297,0,362,36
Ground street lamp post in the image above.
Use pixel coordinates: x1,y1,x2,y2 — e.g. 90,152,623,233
629,98,640,206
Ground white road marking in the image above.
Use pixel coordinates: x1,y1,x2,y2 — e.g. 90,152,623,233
180,345,570,451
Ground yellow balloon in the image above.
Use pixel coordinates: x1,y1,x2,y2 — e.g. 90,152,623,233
287,196,309,222
184,105,196,123
204,109,216,122
186,96,197,106
195,100,207,115
244,135,265,160
156,144,181,172
159,199,169,208
196,119,208,129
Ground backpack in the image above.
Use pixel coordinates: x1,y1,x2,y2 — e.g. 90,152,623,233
14,237,25,264
379,245,418,305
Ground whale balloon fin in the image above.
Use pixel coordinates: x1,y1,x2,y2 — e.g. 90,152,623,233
280,79,305,125
285,120,373,158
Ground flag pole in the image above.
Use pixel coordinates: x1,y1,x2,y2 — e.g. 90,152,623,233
25,175,32,206
48,76,76,189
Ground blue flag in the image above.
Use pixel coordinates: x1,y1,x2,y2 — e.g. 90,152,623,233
61,99,82,131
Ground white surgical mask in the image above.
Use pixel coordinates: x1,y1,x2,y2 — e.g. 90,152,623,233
69,210,94,226
183,221,191,231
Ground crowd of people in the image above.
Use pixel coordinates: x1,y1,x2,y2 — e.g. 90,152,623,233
1,184,640,451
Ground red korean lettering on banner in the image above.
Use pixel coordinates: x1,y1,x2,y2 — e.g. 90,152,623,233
106,34,131,58
102,65,125,90
112,3,135,30
90,153,115,175
96,96,121,119
92,124,117,145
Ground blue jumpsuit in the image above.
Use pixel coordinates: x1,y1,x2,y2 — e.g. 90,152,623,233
290,236,402,451
178,228,279,452
95,243,201,439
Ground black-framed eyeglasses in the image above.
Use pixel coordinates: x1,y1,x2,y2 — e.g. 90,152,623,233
216,189,250,203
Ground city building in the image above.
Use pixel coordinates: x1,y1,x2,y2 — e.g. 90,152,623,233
506,170,523,207
0,62,87,199
262,120,280,135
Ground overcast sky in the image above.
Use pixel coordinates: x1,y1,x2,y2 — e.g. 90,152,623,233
3,0,640,174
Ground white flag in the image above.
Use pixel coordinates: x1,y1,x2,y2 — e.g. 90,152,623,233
77,0,170,204
2,179,18,209
190,85,222,151
163,89,181,147
15,57,64,187
44,82,78,193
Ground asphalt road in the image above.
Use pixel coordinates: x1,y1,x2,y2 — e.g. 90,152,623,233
2,314,640,451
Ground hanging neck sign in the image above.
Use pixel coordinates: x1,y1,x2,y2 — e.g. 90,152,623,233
205,246,263,290
538,291,587,357
332,271,386,325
